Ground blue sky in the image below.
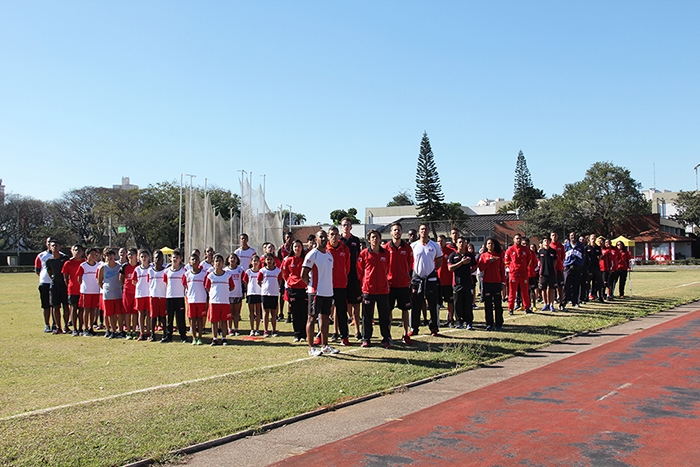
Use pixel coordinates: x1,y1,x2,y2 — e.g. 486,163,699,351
1,1,699,224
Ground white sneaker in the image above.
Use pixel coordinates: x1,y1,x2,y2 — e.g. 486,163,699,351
308,347,322,357
321,345,339,355
249,330,255,336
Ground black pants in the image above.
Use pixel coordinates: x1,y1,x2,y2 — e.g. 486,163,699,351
483,282,503,327
362,294,391,342
617,270,628,296
333,288,349,338
165,297,186,340
410,274,440,333
287,288,308,339
453,285,473,324
564,265,583,306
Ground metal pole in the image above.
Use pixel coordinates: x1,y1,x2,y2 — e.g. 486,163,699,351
229,207,234,253
237,170,247,237
212,206,217,251
694,164,700,191
188,175,196,254
179,173,183,249
183,174,196,252
287,204,292,231
261,174,266,242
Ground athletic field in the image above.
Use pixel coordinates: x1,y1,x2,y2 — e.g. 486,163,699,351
1,268,699,467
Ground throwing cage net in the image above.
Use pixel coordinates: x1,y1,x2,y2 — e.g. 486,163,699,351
184,181,283,258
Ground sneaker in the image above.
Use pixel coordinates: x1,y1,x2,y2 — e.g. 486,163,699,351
430,329,438,337
72,330,79,337
508,309,514,316
160,336,171,343
180,337,188,343
486,325,494,331
322,345,339,355
472,303,478,309
211,339,219,346
254,330,260,336
271,332,278,337
355,332,362,341
382,340,392,349
147,335,154,342
313,336,322,346
278,313,284,321
466,324,474,330
495,326,503,331
455,322,464,329
263,331,270,338
292,337,300,343
447,320,455,328
108,332,117,339
286,315,292,323
402,334,412,345
136,333,145,341
249,330,255,336
233,329,240,336
330,333,340,342
197,338,204,345
361,340,370,348
525,309,533,314
340,337,350,346
221,339,228,346
408,329,417,337
118,331,127,339
44,325,52,333
308,347,322,357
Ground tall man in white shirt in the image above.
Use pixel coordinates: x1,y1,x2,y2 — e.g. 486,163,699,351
409,224,443,337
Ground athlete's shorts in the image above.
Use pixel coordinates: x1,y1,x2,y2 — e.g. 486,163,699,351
149,297,166,318
80,293,100,309
103,298,123,317
209,303,231,323
187,302,207,319
529,277,538,291
538,275,556,290
122,293,137,314
49,285,68,308
440,284,453,303
262,295,279,310
309,294,333,316
388,287,411,311
229,296,242,304
38,283,51,309
247,294,262,305
135,297,150,312
346,278,362,304
68,294,80,306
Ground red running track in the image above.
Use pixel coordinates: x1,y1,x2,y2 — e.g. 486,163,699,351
270,309,700,467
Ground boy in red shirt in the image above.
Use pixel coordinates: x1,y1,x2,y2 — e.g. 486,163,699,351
61,244,85,336
357,230,392,348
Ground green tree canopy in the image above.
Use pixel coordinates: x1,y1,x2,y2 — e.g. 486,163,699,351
387,190,415,207
415,132,445,237
524,162,650,238
671,190,700,230
512,150,545,212
330,207,360,225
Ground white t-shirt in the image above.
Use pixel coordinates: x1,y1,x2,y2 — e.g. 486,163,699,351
243,268,262,296
257,267,282,297
206,271,234,304
235,246,257,271
164,266,186,299
184,269,208,304
226,266,244,298
78,262,101,294
148,267,167,298
302,248,334,297
132,265,152,298
411,240,442,278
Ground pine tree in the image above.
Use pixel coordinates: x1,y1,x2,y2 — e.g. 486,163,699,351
513,150,545,212
415,132,445,237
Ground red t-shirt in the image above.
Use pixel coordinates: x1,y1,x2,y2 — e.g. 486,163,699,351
327,241,351,289
357,247,390,295
437,248,453,286
384,240,413,288
281,255,306,289
550,241,565,272
61,258,85,295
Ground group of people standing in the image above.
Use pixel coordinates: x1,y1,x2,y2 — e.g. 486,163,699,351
34,220,632,357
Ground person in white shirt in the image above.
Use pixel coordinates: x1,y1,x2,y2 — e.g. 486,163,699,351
409,224,443,337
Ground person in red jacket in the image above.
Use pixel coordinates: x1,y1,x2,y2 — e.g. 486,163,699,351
549,232,565,304
327,225,352,346
598,237,613,300
357,229,392,348
384,222,413,344
281,240,308,342
504,234,532,314
615,241,632,298
477,237,506,331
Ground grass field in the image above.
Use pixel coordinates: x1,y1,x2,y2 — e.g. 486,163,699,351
1,268,699,467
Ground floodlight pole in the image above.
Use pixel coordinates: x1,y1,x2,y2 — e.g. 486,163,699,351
237,170,247,237
694,164,700,191
287,204,292,231
212,205,218,250
186,174,196,253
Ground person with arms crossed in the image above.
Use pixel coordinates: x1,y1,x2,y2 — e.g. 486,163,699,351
409,224,442,337
384,222,414,344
